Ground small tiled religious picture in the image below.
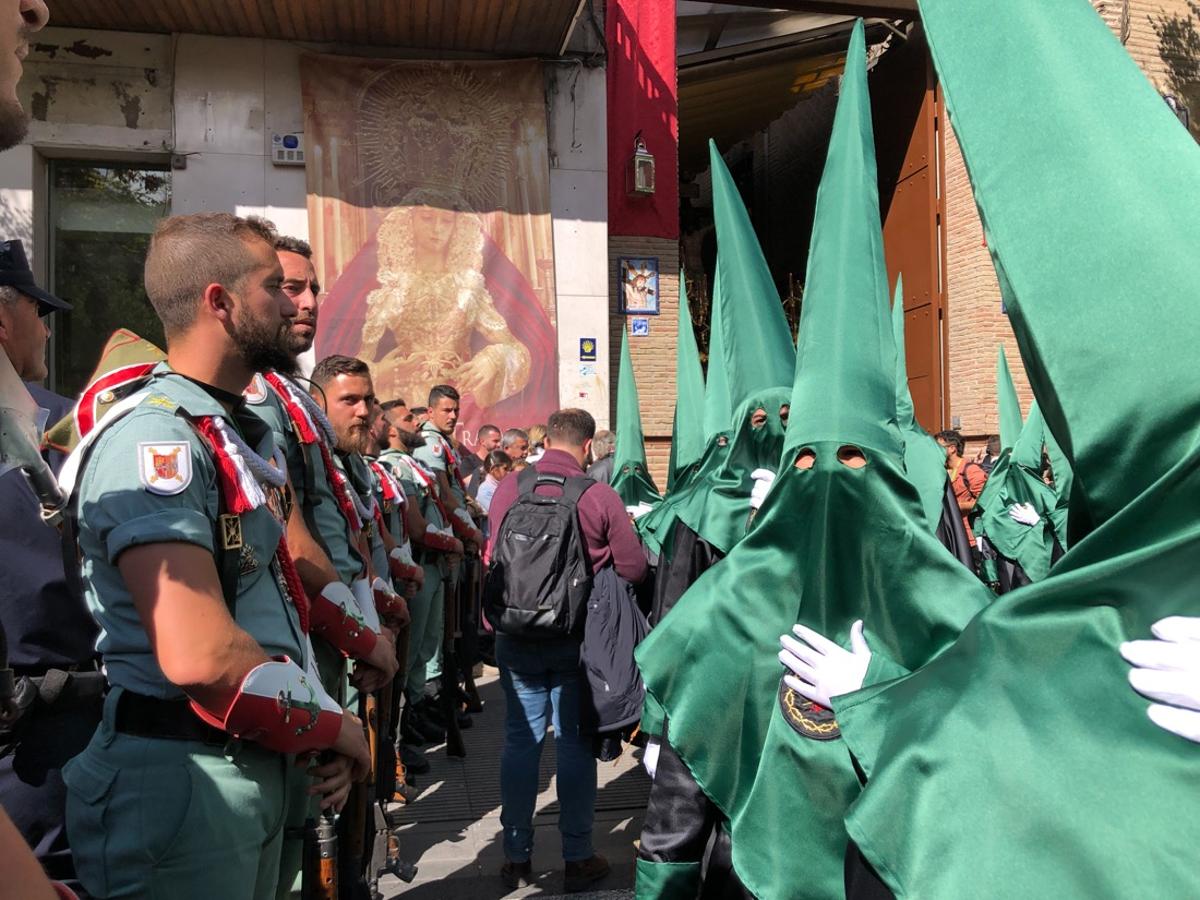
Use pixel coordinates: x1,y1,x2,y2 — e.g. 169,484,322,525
619,257,660,315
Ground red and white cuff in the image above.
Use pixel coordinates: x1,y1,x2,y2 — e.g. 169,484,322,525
308,581,378,659
190,655,343,754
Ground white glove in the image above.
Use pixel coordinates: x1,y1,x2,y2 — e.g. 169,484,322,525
642,736,661,780
749,468,776,511
453,507,476,529
779,619,872,708
1120,616,1200,743
390,541,416,567
1008,502,1041,527
430,524,454,538
626,503,654,520
348,577,383,634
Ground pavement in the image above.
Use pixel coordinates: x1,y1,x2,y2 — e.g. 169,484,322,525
380,669,649,900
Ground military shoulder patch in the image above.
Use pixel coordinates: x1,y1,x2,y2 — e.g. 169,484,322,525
138,441,193,495
243,373,269,405
779,677,841,741
431,440,443,457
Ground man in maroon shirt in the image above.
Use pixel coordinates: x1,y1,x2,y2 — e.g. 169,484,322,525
485,408,648,892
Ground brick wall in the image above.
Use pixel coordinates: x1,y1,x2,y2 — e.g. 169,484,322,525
609,235,680,489
943,0,1197,448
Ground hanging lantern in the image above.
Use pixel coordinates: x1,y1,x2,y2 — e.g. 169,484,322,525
627,134,656,196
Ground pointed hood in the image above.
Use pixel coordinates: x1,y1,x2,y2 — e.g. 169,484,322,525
973,399,1059,583
893,276,949,533
835,2,1200,894
1043,421,1073,550
609,325,661,509
784,31,901,462
701,259,732,441
709,141,796,411
637,22,992,898
667,273,707,491
995,346,1023,451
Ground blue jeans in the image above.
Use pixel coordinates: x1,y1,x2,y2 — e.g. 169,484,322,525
496,635,596,863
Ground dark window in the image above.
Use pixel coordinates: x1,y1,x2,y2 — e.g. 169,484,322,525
48,160,170,396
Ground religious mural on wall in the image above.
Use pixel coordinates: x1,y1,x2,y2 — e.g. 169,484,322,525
303,58,558,442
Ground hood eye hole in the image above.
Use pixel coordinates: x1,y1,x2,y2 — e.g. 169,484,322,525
794,448,816,470
750,408,768,429
837,445,867,469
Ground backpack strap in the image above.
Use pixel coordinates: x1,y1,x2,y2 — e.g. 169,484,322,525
560,474,596,505
517,465,543,496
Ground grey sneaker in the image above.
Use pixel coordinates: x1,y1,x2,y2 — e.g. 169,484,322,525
563,853,610,893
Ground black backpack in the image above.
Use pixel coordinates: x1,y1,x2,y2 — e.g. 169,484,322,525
484,467,595,638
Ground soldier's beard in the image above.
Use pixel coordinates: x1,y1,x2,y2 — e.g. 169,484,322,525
233,310,296,374
398,431,426,452
337,424,372,456
0,99,29,154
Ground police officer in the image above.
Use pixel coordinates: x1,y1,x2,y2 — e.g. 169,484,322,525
241,232,397,898
0,239,99,896
62,213,370,900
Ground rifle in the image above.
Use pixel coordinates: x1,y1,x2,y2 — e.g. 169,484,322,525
391,622,417,804
459,555,483,714
337,693,371,900
440,567,466,758
302,811,339,900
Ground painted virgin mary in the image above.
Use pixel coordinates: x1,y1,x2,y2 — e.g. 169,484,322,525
316,190,557,431
359,191,531,407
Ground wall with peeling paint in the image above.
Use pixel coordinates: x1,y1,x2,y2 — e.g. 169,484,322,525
0,26,609,417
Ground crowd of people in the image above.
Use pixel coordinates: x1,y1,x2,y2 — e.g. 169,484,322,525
3,2,1200,900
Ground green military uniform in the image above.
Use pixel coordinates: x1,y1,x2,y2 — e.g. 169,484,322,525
244,373,366,899
64,366,307,900
379,448,447,707
411,422,463,686
345,452,389,585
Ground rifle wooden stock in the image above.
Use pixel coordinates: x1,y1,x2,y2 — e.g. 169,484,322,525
337,695,371,894
301,812,338,900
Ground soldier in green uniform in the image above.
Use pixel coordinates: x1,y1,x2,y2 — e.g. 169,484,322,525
61,213,370,900
378,398,464,759
411,385,484,726
241,233,398,898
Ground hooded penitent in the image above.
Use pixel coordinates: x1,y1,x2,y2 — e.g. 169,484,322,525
635,141,795,564
834,1,1200,895
975,398,1061,586
891,275,949,535
1044,420,1073,549
636,261,733,559
663,140,796,556
666,273,706,493
635,22,993,899
610,325,662,509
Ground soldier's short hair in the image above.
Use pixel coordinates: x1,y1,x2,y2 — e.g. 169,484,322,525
310,354,371,389
380,398,407,412
144,213,278,336
547,409,595,447
274,234,312,258
478,423,500,440
428,384,459,407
